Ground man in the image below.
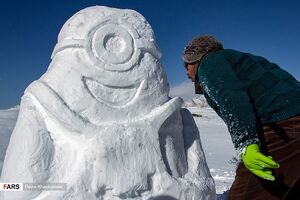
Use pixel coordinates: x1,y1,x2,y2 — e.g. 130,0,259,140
182,35,300,199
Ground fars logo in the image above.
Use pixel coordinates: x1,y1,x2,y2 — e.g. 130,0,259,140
0,183,23,191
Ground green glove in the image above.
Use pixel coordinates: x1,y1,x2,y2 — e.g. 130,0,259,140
242,144,280,181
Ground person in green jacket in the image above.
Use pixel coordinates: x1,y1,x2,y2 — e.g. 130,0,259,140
182,35,300,199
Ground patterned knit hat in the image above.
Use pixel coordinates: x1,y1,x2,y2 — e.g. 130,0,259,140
183,35,223,64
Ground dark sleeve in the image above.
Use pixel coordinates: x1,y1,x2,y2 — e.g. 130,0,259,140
198,54,260,152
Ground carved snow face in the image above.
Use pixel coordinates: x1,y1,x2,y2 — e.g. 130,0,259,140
40,6,170,124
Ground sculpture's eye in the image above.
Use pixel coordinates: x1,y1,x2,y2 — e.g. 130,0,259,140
91,24,136,71
104,34,126,55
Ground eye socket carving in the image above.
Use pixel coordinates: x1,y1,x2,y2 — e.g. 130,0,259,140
104,34,126,54
91,24,135,67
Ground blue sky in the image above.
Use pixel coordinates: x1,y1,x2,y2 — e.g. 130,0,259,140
0,0,300,109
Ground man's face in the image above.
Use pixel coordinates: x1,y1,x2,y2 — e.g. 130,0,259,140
185,62,199,82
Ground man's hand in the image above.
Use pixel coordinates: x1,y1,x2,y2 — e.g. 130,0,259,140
242,144,280,181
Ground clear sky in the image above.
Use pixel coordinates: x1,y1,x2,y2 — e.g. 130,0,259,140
0,0,300,109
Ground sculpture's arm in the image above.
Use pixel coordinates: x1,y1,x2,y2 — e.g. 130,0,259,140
180,108,211,178
1,93,54,200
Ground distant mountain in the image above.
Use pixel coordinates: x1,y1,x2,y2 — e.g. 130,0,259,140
7,105,20,111
182,95,209,108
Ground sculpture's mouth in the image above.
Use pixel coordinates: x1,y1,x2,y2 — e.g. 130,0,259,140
83,77,144,107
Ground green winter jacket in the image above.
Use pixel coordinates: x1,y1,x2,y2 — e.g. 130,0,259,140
197,49,300,152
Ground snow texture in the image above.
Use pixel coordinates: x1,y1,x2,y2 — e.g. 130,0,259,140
0,104,236,199
0,6,216,200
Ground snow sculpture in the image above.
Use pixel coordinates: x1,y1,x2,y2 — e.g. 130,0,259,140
0,6,216,200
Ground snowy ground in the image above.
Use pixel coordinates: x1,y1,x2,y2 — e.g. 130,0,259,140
0,106,236,199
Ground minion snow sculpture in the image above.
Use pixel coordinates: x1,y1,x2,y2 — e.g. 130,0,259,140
1,6,216,200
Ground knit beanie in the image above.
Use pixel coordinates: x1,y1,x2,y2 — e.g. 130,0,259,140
183,35,223,64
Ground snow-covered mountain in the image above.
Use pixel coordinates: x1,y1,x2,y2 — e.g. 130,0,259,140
182,95,209,108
